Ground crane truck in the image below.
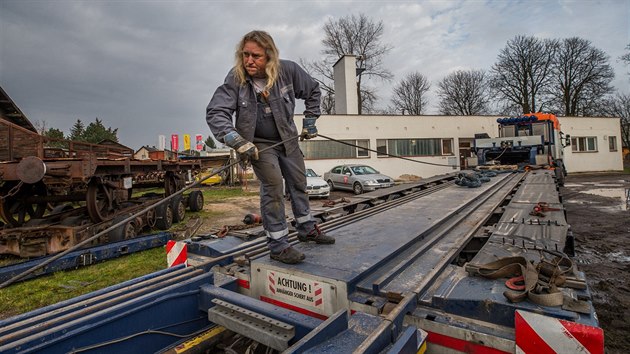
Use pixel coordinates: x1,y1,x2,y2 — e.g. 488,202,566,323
473,112,569,185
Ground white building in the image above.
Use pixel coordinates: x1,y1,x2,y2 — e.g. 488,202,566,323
294,55,624,179
560,117,623,173
295,114,623,179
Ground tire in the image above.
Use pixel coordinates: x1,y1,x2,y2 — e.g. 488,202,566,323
327,180,335,191
188,190,204,212
155,202,173,230
554,160,565,187
145,208,157,228
108,214,136,243
353,182,364,195
171,194,186,224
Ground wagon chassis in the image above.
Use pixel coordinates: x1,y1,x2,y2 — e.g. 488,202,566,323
0,155,196,227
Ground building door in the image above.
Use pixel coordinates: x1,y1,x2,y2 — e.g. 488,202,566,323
459,138,474,169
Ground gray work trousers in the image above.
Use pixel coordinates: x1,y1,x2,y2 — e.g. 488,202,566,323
251,143,315,254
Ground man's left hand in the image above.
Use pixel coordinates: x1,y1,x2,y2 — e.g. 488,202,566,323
300,116,318,141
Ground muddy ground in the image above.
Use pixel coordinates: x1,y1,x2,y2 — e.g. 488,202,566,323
197,172,630,352
560,173,630,354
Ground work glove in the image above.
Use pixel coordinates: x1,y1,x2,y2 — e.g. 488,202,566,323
224,131,259,166
300,116,318,141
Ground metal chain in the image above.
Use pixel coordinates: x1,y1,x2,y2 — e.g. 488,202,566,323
0,181,23,201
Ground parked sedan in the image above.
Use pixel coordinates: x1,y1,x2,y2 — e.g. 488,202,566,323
323,164,395,194
284,168,330,199
304,168,331,198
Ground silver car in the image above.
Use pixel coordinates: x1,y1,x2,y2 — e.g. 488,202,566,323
323,164,395,195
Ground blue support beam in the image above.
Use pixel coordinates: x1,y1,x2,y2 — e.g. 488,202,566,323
0,232,170,283
385,326,421,354
284,309,349,353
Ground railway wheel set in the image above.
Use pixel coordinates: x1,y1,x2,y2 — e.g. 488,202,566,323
0,169,206,257
0,181,48,227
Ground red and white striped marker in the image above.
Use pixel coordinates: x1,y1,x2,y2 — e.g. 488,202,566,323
515,310,604,354
166,240,187,267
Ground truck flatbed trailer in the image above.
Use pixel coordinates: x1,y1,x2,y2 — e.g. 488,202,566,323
0,170,603,353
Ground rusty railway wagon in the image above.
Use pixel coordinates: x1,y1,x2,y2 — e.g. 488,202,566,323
0,117,200,225
0,89,209,256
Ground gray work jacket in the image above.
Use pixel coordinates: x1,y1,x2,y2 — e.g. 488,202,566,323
206,59,321,155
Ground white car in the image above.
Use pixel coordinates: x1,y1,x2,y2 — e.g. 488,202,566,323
304,168,330,198
283,168,330,199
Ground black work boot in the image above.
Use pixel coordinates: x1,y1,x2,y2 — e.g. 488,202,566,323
270,246,305,264
298,224,335,244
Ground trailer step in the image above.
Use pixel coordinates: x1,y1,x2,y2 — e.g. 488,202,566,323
207,298,295,351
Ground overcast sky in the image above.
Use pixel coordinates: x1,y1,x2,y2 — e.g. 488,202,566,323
1,0,628,151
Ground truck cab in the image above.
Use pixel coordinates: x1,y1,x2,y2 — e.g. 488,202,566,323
474,113,569,183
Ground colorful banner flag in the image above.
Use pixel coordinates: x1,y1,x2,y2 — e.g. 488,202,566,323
195,134,203,151
183,134,191,151
171,134,179,151
158,135,166,150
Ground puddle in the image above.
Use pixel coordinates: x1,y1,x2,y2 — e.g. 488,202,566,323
580,188,630,211
591,183,626,188
605,251,630,263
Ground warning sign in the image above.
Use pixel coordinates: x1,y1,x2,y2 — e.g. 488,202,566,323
266,270,325,309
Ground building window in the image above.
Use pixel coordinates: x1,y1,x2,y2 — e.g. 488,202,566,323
442,139,453,155
356,140,370,157
376,139,388,156
376,138,454,157
609,136,618,152
571,137,598,152
300,139,370,159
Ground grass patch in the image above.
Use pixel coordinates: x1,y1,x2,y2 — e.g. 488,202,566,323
199,186,258,203
132,184,259,203
0,246,166,319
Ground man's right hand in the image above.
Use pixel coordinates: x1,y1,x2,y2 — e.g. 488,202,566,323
224,131,259,165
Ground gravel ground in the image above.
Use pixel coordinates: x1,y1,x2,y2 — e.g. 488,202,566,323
560,172,630,354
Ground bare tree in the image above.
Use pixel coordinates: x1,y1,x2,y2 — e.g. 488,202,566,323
490,35,558,114
390,72,431,115
300,59,336,114
33,120,48,135
603,93,630,150
621,44,630,80
437,69,490,115
550,37,614,116
320,91,335,115
303,13,393,114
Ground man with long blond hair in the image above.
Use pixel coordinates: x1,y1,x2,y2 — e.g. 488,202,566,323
206,30,334,264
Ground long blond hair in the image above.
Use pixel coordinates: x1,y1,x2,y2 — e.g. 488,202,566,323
234,30,280,91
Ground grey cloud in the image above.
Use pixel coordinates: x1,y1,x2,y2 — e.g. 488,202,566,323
1,0,627,150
